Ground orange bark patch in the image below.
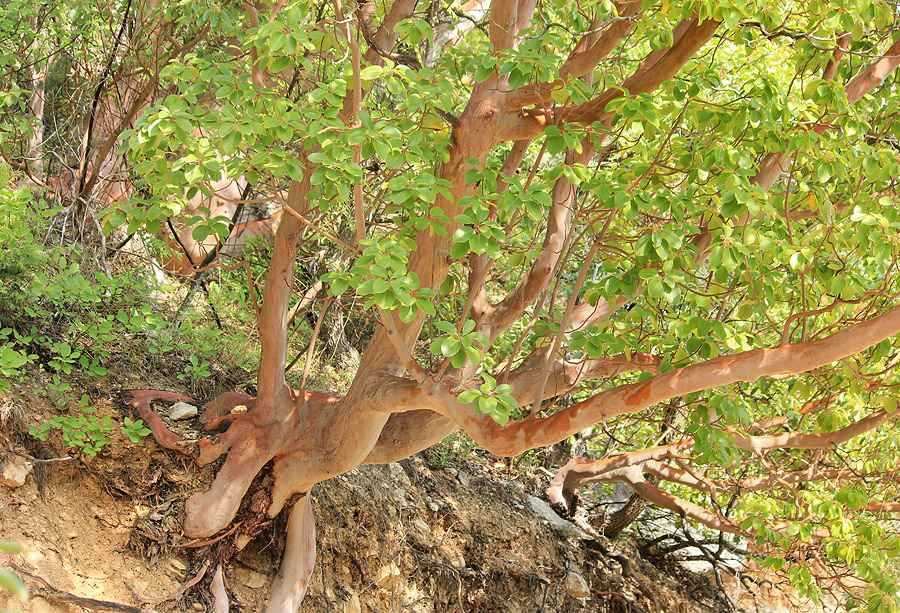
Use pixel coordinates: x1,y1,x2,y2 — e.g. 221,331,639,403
626,382,652,407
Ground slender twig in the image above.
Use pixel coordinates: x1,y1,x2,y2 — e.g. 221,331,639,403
0,449,72,463
300,297,333,396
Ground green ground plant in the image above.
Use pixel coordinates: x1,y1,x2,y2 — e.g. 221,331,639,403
0,168,257,455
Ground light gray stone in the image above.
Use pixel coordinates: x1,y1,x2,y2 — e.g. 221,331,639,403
169,401,198,420
387,462,411,487
526,495,586,538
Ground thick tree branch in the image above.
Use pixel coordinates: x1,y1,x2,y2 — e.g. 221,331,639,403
480,143,595,340
256,174,310,405
496,15,720,142
644,463,898,495
501,2,642,111
435,302,900,456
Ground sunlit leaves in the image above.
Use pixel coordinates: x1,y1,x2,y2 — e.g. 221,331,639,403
429,319,490,368
456,373,517,425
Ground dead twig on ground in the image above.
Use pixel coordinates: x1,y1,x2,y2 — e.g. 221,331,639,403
10,563,152,612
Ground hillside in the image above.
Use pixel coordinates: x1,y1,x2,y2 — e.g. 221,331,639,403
0,363,742,613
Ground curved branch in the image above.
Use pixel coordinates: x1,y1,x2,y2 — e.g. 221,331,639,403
501,1,642,111
548,459,746,535
644,462,898,495
480,143,594,340
437,303,900,456
496,15,720,142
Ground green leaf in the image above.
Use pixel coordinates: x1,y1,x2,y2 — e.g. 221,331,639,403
457,389,481,404
0,541,22,554
360,65,386,81
0,567,28,601
440,338,461,357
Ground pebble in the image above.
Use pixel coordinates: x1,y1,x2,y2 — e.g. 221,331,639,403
0,456,33,487
427,501,439,512
169,402,198,421
444,467,458,477
564,571,591,598
193,603,204,611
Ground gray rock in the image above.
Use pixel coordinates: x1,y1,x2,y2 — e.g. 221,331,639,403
526,495,586,538
456,471,471,488
444,466,458,477
169,401,198,420
427,501,440,512
387,462,411,487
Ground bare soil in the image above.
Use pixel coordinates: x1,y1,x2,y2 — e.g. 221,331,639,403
0,368,752,613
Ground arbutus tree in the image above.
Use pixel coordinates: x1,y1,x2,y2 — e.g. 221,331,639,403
8,0,900,610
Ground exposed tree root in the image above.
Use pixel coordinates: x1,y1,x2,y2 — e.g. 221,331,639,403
126,390,195,454
265,495,316,613
11,564,150,612
184,397,299,538
211,565,230,613
184,388,344,539
199,391,256,429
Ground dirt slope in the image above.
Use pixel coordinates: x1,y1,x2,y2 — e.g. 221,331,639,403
0,376,730,613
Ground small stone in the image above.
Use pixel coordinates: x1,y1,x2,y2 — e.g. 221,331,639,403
444,467,458,477
450,554,466,569
169,402,198,421
456,471,471,488
527,495,584,537
427,501,439,512
413,519,430,534
193,603,204,611
169,558,188,571
387,462,411,487
564,572,591,599
0,456,32,488
375,562,401,589
343,589,361,613
0,457,32,488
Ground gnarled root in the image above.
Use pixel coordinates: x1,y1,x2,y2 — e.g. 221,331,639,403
184,401,298,538
200,391,256,429
265,495,316,613
127,390,195,454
